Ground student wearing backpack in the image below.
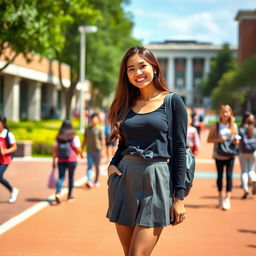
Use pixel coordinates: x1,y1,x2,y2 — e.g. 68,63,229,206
0,116,18,203
82,113,105,188
52,120,83,203
238,111,256,199
106,46,187,256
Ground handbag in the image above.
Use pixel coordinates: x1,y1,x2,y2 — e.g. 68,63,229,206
216,122,239,157
47,168,57,189
216,139,239,157
165,93,195,197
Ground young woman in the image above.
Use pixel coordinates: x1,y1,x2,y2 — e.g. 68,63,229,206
187,114,200,155
52,120,83,203
238,111,256,199
0,115,18,203
106,46,187,256
207,105,239,210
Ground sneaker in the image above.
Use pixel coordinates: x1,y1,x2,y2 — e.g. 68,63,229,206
252,182,256,195
8,188,19,203
55,194,61,204
222,198,231,210
67,195,75,201
94,182,100,188
86,181,94,188
241,192,249,199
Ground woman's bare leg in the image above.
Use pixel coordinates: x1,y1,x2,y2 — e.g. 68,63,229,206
128,225,163,256
115,224,135,256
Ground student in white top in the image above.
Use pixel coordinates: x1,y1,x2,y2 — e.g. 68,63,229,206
207,105,239,210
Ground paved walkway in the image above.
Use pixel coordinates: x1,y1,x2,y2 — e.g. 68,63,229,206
0,130,256,255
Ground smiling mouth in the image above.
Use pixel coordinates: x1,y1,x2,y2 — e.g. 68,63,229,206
135,77,146,82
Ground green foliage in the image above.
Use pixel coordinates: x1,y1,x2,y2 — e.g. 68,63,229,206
58,0,140,107
212,70,244,110
0,0,100,66
201,43,236,96
211,55,256,112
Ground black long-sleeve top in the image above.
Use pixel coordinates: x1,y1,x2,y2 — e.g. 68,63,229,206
109,93,187,198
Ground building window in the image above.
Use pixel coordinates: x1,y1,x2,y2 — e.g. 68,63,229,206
157,58,168,81
175,58,185,89
193,59,204,88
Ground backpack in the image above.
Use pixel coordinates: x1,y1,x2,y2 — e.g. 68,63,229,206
5,130,15,158
58,141,71,158
165,93,195,197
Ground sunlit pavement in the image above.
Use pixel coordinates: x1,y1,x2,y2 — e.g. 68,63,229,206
0,129,255,256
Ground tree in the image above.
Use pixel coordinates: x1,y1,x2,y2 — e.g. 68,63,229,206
212,70,244,110
211,55,256,112
58,0,139,116
0,0,93,71
201,43,235,96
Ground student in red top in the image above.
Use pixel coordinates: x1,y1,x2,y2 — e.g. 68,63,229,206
0,116,18,203
52,120,83,203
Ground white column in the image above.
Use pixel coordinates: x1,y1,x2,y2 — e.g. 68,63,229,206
204,57,211,77
185,57,193,106
167,57,175,90
3,76,20,122
28,81,41,120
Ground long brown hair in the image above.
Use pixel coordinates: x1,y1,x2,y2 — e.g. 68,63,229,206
219,105,236,135
108,46,170,141
56,120,75,142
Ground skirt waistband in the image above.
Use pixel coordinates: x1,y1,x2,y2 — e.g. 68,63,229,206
123,154,169,163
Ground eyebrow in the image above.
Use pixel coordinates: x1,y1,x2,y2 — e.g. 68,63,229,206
127,61,146,69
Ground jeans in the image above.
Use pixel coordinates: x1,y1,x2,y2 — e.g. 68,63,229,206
56,162,77,197
215,158,235,192
87,151,101,183
239,153,256,192
0,164,12,192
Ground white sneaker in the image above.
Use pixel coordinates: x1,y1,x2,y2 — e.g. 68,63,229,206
94,182,100,188
222,198,231,210
218,196,223,208
8,188,19,203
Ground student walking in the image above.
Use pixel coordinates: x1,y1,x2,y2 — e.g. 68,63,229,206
52,120,83,203
207,105,239,210
104,117,116,163
0,115,18,203
187,114,200,155
106,46,187,256
82,113,105,188
238,111,256,199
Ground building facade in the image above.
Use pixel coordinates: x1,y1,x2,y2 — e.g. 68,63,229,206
146,40,237,107
235,10,256,64
0,52,83,121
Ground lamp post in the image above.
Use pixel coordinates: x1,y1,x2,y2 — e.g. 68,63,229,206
78,25,97,133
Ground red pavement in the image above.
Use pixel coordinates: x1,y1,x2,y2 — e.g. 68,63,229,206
0,130,256,256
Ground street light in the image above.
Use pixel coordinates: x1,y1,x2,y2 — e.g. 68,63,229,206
78,25,97,133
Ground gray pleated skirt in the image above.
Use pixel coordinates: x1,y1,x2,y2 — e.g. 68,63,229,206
106,155,172,227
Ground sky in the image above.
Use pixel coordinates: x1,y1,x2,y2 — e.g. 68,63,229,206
124,0,256,46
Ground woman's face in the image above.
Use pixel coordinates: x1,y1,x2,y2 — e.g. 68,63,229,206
247,114,255,125
126,54,155,89
220,107,231,122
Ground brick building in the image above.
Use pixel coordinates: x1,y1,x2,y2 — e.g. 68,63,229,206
235,10,256,64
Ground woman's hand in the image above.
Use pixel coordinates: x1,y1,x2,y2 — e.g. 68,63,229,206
171,198,186,226
107,165,122,177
